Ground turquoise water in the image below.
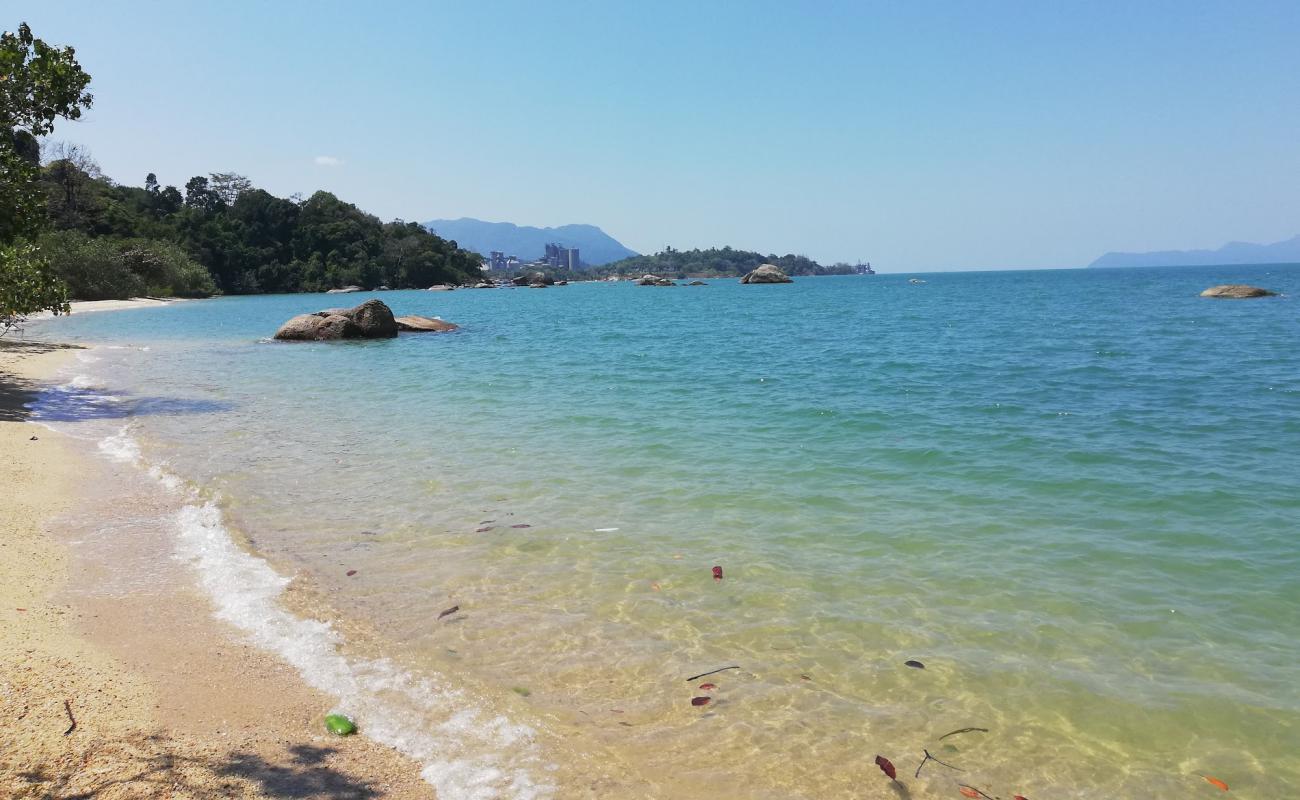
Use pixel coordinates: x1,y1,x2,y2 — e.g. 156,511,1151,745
33,267,1300,798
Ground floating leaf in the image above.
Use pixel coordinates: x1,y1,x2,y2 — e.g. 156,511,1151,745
800,674,812,681
698,683,717,690
437,605,460,620
712,566,724,580
346,569,357,576
874,755,897,781
1202,776,1229,791
958,788,980,799
1013,795,1029,800
324,714,356,736
476,526,493,533
511,524,531,529
905,659,925,669
691,696,711,706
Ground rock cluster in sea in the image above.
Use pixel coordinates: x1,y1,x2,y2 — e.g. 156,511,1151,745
273,299,458,341
739,264,792,284
1199,284,1277,298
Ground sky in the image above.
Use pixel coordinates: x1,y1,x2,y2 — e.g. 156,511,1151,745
12,1,1300,270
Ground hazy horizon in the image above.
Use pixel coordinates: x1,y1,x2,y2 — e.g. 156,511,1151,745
17,2,1300,271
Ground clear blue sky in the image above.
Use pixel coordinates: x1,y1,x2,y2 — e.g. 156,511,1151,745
15,1,1300,270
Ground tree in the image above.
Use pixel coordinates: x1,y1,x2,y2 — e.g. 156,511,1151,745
0,22,91,326
209,172,252,206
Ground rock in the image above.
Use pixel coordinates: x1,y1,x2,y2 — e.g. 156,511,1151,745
427,284,454,291
326,285,364,294
529,282,547,288
273,299,398,341
740,264,793,284
375,285,391,291
687,280,708,286
636,274,661,285
347,298,400,337
555,280,568,286
513,272,553,287
395,315,459,332
1200,284,1277,298
474,282,495,289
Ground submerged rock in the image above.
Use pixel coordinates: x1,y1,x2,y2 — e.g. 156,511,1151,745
274,299,399,341
740,264,792,284
1200,284,1277,298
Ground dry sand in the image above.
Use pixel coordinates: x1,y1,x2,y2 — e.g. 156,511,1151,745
0,339,435,799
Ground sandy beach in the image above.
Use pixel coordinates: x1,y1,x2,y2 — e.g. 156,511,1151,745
0,339,435,799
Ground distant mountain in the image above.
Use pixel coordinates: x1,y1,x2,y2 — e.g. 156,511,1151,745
1088,235,1300,268
423,218,639,266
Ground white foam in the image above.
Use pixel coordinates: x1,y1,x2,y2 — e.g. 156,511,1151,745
172,501,555,798
98,424,142,463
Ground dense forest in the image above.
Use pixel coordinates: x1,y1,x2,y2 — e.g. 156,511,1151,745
598,246,855,279
34,149,484,298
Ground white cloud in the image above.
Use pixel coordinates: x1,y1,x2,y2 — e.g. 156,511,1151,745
314,155,344,167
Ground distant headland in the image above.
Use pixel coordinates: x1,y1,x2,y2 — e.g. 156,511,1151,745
1088,234,1300,268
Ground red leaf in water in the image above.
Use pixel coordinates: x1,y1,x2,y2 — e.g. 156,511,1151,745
511,524,531,529
698,683,717,690
1013,795,1029,800
874,755,897,781
691,696,711,706
476,526,493,533
712,566,724,580
346,570,357,577
1202,776,1229,791
437,605,459,620
958,787,981,798
904,659,925,669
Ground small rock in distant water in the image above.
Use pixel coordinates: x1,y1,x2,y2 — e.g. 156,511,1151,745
739,264,793,284
1199,284,1277,298
687,280,708,286
325,286,364,294
474,282,495,289
904,659,925,669
426,284,454,291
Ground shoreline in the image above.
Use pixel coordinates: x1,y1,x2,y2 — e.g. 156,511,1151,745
0,340,435,799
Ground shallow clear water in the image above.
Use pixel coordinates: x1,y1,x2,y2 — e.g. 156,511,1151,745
31,267,1300,798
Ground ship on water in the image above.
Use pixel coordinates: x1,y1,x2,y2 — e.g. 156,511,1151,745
854,261,876,275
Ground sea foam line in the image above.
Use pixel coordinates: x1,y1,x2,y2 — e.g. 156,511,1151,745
87,420,553,798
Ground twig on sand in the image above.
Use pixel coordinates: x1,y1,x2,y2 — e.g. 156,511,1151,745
685,665,739,683
915,749,963,778
938,726,988,740
62,700,77,735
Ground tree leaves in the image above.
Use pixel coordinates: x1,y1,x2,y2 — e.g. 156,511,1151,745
1201,775,1229,791
874,755,897,781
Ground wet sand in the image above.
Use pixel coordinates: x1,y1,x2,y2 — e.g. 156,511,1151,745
0,339,435,799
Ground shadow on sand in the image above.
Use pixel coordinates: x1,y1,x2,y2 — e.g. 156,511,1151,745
15,736,395,799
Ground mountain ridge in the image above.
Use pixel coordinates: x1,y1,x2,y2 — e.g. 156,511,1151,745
1088,234,1300,268
423,218,639,266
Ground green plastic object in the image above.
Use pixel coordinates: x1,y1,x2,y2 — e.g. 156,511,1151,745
325,713,357,736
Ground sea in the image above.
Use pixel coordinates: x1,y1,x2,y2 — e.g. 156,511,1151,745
26,266,1300,798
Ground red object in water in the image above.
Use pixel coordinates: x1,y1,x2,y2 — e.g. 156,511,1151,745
346,570,357,577
958,788,981,798
712,566,723,580
1013,795,1029,800
874,755,897,781
691,696,711,707
698,683,717,691
511,524,531,529
476,526,493,533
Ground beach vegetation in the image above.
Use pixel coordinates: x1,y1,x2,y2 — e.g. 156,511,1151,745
602,246,853,279
0,21,91,328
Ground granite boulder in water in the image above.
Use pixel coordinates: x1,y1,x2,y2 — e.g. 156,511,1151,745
395,315,459,332
740,264,793,284
1199,284,1277,298
274,299,399,340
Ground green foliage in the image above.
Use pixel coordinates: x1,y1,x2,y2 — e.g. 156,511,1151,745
1,243,69,334
603,246,851,278
37,230,216,300
34,161,484,296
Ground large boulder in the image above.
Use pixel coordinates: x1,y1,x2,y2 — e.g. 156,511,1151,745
740,264,793,284
273,313,361,341
395,315,459,332
427,284,454,291
1200,284,1277,299
326,285,365,294
513,272,554,287
274,299,399,341
637,274,676,286
473,282,495,289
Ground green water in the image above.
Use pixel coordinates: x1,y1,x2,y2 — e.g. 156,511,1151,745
35,266,1300,797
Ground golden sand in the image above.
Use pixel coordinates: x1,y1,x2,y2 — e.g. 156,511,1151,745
0,340,435,799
